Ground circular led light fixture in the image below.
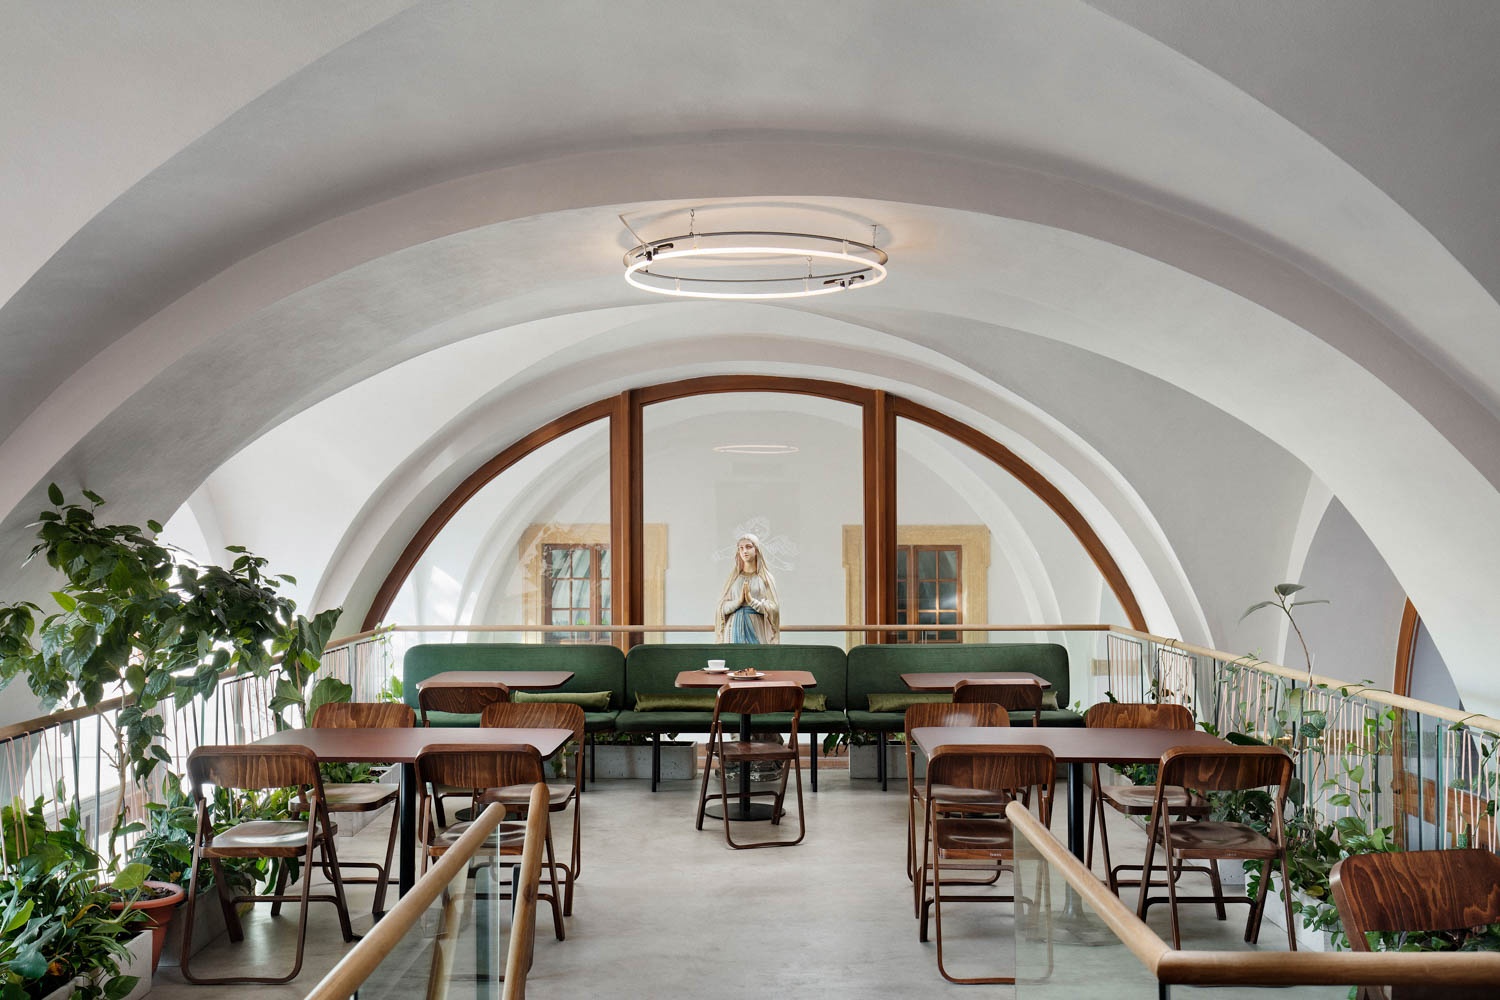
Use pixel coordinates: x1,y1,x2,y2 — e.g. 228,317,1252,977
712,443,800,455
624,229,888,300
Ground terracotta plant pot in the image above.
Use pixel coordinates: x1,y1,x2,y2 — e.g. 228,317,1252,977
109,880,186,973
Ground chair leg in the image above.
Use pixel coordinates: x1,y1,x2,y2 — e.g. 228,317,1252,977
320,825,356,942
210,859,243,942
373,800,401,916
178,844,204,982
1086,764,1099,870
565,797,582,916
917,802,933,925
651,732,660,792
1136,818,1160,921
878,731,888,791
1208,858,1227,921
1246,858,1273,943
541,826,566,941
269,861,290,917
1278,852,1297,950
808,730,818,792
1163,840,1182,951
695,738,716,830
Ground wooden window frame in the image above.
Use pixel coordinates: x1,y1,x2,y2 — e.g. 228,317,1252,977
541,542,610,644
893,543,963,643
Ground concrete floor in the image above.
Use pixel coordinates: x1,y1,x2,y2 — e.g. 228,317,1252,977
148,770,1339,1000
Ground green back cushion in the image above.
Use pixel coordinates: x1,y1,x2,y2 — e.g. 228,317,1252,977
634,691,827,712
866,692,950,713
514,690,613,710
846,643,1070,710
623,644,848,710
402,643,626,711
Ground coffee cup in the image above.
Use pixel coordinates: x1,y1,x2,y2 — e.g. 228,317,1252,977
706,659,727,672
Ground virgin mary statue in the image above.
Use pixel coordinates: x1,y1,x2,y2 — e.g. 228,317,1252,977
714,534,780,644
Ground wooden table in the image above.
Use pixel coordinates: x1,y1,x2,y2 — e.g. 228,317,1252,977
901,671,1052,692
415,670,574,692
252,726,572,898
910,726,1233,858
675,669,817,821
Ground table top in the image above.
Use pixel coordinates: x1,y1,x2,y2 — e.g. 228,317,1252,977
901,671,1052,692
415,670,574,690
252,727,574,762
910,726,1232,764
674,669,818,689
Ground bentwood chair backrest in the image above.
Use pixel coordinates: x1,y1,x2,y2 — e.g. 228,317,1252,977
1331,848,1500,950
1158,745,1293,795
952,679,1044,713
903,701,1009,732
312,701,415,729
925,744,1056,822
1084,702,1193,731
188,744,325,801
481,701,586,744
711,681,805,739
418,683,511,722
416,743,546,791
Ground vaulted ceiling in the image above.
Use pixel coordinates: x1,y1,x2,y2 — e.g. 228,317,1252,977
2,2,1497,712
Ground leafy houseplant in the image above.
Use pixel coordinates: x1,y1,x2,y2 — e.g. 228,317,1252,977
1,796,146,1000
0,486,341,847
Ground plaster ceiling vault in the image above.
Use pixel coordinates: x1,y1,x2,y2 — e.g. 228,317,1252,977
3,3,1499,713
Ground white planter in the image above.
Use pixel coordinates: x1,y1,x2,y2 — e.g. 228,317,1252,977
1215,859,1248,885
592,743,696,780
39,931,152,1000
849,743,922,780
158,896,250,968
1261,880,1338,952
336,764,401,838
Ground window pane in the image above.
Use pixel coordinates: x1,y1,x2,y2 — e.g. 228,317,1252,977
918,581,937,607
390,418,610,645
572,579,591,609
572,548,590,578
643,392,863,648
599,547,611,577
939,581,958,611
895,548,908,575
918,548,937,579
938,548,958,579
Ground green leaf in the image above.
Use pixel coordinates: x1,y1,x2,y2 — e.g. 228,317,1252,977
1273,583,1305,597
305,675,354,724
1239,600,1278,622
46,482,63,506
146,519,162,534
1291,599,1330,608
1329,793,1351,807
113,861,152,891
50,590,78,612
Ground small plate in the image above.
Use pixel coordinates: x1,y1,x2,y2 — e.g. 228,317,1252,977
704,666,729,673
729,670,765,680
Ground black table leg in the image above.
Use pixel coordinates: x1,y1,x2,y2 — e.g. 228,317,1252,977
703,712,776,821
1067,761,1085,858
398,762,417,898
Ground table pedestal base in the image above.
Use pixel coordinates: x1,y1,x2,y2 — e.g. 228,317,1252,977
703,801,780,822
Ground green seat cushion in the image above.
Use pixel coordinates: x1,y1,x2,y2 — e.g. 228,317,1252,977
866,692,951,713
1011,708,1086,728
515,690,613,710
614,710,718,733
746,710,848,731
583,710,618,733
633,691,828,712
845,710,913,733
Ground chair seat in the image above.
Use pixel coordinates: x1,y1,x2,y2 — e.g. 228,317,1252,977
205,820,333,858
720,740,796,762
934,817,1015,859
1101,783,1208,815
917,784,1013,810
1156,820,1279,859
429,820,528,854
323,782,400,810
478,782,578,810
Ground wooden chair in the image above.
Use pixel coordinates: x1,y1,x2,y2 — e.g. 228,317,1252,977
916,744,1055,984
306,701,412,916
1084,702,1216,901
952,679,1043,725
180,745,354,985
1331,848,1500,1000
1137,745,1295,951
479,701,585,915
695,681,806,849
902,702,1010,894
415,743,566,941
419,682,511,824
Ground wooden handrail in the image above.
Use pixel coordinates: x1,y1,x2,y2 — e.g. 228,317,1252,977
1005,803,1500,987
1107,625,1500,736
302,799,531,1000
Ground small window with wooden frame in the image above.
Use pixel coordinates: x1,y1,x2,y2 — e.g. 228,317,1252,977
894,544,962,643
542,543,611,644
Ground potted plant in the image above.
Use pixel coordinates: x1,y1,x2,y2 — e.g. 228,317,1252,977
1,795,149,1000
